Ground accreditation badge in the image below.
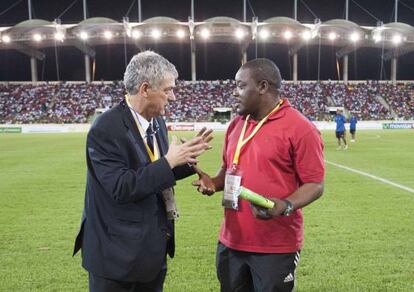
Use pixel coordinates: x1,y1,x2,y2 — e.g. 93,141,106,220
222,165,242,210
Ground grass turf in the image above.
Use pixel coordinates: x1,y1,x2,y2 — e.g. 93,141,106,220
0,129,413,291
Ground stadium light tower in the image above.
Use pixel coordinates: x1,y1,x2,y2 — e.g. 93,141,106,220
82,0,91,83
28,0,38,82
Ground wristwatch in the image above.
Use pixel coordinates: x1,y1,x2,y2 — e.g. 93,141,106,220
282,199,294,216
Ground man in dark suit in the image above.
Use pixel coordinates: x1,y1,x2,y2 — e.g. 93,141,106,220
73,51,212,292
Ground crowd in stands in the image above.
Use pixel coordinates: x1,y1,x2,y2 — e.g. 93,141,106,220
0,81,412,124
0,82,124,124
281,82,329,121
165,80,237,122
374,82,414,120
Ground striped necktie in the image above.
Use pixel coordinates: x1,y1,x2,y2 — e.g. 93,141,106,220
146,123,154,153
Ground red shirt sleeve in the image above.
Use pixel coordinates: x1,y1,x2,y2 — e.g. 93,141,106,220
293,128,325,184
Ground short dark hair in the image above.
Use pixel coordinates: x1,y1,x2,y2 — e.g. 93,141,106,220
240,58,282,90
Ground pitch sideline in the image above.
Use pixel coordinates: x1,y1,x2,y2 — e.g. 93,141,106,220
325,160,414,194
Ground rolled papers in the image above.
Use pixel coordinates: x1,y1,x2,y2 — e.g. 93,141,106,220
239,187,275,209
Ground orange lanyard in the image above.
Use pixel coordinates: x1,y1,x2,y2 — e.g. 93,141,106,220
232,99,284,165
125,96,159,162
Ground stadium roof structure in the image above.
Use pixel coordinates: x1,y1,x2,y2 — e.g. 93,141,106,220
1,15,413,83
194,17,250,44
258,16,309,40
132,17,190,44
371,22,414,60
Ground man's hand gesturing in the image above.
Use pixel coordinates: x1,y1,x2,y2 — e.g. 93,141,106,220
165,136,210,168
191,167,216,196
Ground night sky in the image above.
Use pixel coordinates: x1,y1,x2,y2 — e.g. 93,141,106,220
0,0,413,81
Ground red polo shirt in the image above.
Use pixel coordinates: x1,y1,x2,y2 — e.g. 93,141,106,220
219,98,324,253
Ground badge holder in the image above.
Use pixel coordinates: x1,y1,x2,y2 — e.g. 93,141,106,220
162,188,179,220
222,164,242,210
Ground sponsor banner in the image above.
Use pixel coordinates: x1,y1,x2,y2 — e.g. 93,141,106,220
22,124,90,133
313,121,384,130
0,127,22,133
382,123,414,129
1,121,413,133
167,124,195,131
194,122,228,131
23,125,68,133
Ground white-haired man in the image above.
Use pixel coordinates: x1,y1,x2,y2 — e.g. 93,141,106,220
74,51,212,292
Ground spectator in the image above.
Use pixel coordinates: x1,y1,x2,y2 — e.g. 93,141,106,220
1,81,413,123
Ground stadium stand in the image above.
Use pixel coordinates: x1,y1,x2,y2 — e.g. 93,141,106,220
0,81,412,124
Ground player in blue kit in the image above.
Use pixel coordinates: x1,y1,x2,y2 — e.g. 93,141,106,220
335,109,348,150
349,114,357,142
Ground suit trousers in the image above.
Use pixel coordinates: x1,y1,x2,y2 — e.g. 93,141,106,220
89,262,167,292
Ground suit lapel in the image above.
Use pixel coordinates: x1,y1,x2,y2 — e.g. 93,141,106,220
121,102,169,162
120,101,150,162
155,117,168,157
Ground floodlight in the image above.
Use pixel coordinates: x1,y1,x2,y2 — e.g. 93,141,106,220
373,33,382,43
80,31,89,40
302,30,312,41
350,32,360,42
259,29,270,40
235,28,245,39
283,30,292,40
33,33,42,42
1,35,11,43
200,28,210,39
132,30,142,39
103,30,113,39
176,29,185,39
151,29,161,39
328,32,337,41
54,32,65,41
392,34,402,45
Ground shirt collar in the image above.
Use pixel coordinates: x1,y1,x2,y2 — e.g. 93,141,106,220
128,107,152,133
267,98,290,121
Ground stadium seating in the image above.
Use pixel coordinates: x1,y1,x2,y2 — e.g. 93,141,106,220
0,81,412,124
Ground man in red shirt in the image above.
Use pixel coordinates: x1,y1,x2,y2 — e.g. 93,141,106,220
193,58,325,292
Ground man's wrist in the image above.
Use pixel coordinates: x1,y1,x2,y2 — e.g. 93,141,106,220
165,155,176,169
282,199,294,216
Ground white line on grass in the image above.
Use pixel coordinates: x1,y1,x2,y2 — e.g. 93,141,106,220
325,160,414,194
360,134,381,140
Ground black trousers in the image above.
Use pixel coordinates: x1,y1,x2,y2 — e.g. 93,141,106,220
88,263,167,292
216,243,300,292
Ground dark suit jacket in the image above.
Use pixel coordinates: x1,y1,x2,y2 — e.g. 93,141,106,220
73,100,194,282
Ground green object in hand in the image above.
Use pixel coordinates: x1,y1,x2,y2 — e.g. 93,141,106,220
239,187,275,209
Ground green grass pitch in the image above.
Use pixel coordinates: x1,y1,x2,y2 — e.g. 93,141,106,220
0,129,413,291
